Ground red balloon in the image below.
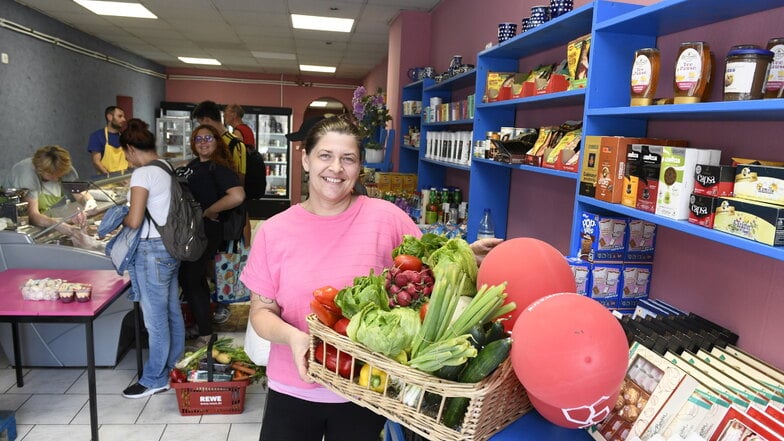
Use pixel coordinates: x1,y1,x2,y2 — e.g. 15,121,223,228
477,237,575,332
510,293,628,410
528,389,620,429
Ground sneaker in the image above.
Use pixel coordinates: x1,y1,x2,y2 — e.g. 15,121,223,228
122,382,170,399
213,305,231,324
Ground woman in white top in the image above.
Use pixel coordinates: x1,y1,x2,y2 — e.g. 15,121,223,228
119,118,185,399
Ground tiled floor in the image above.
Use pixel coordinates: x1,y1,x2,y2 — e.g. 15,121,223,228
0,331,267,441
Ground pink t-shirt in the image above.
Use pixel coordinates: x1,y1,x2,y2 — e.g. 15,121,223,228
239,196,421,402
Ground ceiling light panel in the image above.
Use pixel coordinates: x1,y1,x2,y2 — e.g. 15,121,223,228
291,14,354,33
73,1,157,19
300,64,337,73
178,57,221,65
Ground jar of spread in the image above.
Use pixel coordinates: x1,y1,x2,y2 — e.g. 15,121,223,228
765,37,784,99
673,41,712,104
723,45,773,101
630,48,660,106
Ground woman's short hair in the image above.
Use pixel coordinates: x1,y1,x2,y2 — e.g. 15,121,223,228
225,104,245,118
120,118,156,152
190,124,236,172
32,145,72,177
302,115,361,155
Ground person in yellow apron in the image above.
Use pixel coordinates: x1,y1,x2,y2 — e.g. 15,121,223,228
9,145,96,233
88,106,128,174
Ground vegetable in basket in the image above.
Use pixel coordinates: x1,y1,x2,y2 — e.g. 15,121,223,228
311,285,343,327
426,237,478,297
346,304,420,358
392,233,448,260
335,270,389,318
358,364,388,393
314,342,354,379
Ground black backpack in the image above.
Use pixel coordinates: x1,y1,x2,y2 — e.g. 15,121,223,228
227,135,267,199
144,160,208,261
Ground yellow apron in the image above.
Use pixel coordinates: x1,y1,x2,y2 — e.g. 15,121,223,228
100,127,128,172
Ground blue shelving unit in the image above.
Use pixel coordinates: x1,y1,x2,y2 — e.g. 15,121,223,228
399,79,431,174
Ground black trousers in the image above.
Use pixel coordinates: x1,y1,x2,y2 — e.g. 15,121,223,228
178,219,221,336
260,389,386,441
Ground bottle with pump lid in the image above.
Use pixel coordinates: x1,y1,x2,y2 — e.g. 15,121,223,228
477,209,496,239
765,38,784,99
673,41,712,104
630,48,660,106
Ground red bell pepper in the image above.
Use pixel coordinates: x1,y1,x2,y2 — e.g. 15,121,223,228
314,343,354,378
313,286,340,311
333,317,350,336
310,299,342,328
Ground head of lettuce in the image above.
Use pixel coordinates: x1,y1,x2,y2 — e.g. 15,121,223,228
346,304,421,358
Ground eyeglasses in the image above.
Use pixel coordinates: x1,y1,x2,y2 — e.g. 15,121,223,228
194,135,215,144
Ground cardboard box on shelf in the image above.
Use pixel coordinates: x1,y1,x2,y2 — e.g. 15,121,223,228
619,263,652,309
597,136,646,203
579,135,601,197
734,164,784,206
655,147,703,220
567,34,591,89
635,144,664,214
713,197,784,246
588,262,623,307
576,210,628,262
689,193,719,228
484,71,516,102
694,164,735,197
625,219,657,262
567,257,591,296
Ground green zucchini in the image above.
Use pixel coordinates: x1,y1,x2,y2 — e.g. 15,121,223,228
467,324,486,349
442,338,512,430
434,363,464,381
483,320,507,345
458,337,511,383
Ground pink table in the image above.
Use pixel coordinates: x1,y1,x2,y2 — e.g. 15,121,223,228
0,268,134,441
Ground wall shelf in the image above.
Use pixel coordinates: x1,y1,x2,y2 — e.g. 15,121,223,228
473,158,578,180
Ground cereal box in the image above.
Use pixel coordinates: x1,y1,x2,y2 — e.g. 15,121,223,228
618,264,652,309
588,262,623,307
625,219,657,262
576,210,628,262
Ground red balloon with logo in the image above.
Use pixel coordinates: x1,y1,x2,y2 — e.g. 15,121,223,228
510,293,628,428
477,237,575,332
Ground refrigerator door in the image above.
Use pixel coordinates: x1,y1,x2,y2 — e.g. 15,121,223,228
155,116,194,161
257,113,291,199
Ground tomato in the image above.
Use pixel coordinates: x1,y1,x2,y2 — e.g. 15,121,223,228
419,302,429,322
310,299,342,328
333,317,350,336
393,254,423,272
313,286,340,310
169,368,187,383
314,343,354,378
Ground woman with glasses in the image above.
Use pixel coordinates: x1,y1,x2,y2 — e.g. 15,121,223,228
179,124,245,345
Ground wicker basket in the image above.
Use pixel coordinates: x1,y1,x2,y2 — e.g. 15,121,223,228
170,379,249,416
306,314,531,441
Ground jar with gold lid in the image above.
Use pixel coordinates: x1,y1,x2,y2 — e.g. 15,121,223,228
673,41,712,104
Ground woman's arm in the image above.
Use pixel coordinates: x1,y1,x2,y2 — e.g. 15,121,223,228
124,186,149,229
203,186,245,221
249,293,313,382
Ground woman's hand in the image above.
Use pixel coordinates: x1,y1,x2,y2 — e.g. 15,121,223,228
289,329,314,383
470,237,503,266
203,207,219,221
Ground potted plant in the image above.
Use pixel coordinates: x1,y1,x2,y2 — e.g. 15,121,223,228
352,86,392,163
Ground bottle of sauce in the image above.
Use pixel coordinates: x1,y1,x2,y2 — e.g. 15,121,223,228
673,41,712,104
630,48,660,106
765,37,784,99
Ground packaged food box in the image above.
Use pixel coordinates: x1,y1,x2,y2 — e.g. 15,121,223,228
713,197,784,246
579,135,601,197
655,147,702,220
625,220,657,262
576,210,628,262
484,71,516,102
567,34,591,89
694,164,735,197
588,262,623,307
567,257,591,296
618,263,652,309
622,144,645,208
734,164,784,206
597,136,648,203
688,193,719,228
634,144,664,213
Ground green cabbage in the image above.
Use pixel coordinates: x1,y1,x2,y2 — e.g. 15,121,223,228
335,270,390,318
426,238,478,297
392,233,448,260
346,305,421,358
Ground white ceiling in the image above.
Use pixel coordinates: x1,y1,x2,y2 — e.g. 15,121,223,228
13,0,442,79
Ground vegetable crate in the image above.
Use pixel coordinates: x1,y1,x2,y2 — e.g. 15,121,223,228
306,314,531,441
170,379,249,416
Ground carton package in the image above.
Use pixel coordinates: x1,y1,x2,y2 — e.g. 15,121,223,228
695,350,784,405
634,144,664,213
596,136,646,203
484,71,516,102
710,405,784,441
567,257,591,296
680,351,770,406
567,34,591,89
710,346,784,394
655,147,703,220
689,193,719,228
588,342,700,441
622,144,644,207
576,210,628,262
588,262,623,307
618,263,652,308
625,219,657,262
579,135,601,197
658,392,714,441
734,164,784,206
666,351,751,408
713,197,784,246
694,164,735,197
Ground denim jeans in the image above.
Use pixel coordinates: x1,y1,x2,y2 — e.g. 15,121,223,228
130,238,184,389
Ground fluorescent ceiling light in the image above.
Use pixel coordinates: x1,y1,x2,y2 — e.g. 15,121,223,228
251,51,296,60
73,0,157,19
310,101,328,108
300,64,336,73
291,14,354,33
178,57,221,66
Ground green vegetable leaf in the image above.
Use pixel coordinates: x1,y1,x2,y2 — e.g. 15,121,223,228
335,270,390,318
392,233,448,260
347,304,421,357
427,238,478,297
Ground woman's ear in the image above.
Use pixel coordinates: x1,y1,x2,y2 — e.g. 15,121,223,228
301,151,310,173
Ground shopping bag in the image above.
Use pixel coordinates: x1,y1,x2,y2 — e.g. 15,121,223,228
214,239,251,303
244,319,270,366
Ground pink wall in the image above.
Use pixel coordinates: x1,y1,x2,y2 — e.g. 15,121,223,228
423,0,784,368
165,68,357,203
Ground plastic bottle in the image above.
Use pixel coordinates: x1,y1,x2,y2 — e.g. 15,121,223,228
673,41,712,104
477,209,496,239
630,48,660,106
765,37,784,98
